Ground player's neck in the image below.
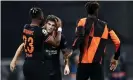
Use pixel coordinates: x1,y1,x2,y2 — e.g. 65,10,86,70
30,19,40,27
88,14,97,18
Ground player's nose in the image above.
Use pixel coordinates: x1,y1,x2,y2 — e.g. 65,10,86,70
49,26,53,29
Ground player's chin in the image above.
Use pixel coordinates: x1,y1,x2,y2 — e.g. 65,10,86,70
47,30,53,34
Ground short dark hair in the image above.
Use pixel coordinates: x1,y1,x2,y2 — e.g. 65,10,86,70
45,15,58,24
29,7,43,19
85,1,100,15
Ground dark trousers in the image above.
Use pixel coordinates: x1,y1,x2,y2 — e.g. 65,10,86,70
23,60,48,80
76,63,104,80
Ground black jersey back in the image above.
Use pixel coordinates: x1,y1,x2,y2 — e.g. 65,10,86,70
22,24,47,60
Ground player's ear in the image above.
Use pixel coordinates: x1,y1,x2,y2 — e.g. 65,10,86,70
40,16,44,20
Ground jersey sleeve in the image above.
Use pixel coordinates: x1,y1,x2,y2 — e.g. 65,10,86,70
60,35,68,49
60,35,73,56
108,27,121,60
72,18,86,51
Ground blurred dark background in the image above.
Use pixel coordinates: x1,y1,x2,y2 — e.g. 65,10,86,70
1,1,133,80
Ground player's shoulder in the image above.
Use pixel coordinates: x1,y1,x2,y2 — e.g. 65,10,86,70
79,17,87,21
23,24,29,28
78,17,87,23
60,34,67,47
97,19,108,25
60,34,67,43
41,28,48,36
61,34,65,39
77,17,87,27
97,19,112,31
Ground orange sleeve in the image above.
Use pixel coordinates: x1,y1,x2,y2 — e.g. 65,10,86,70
77,18,87,27
75,18,86,34
72,18,86,50
109,30,120,52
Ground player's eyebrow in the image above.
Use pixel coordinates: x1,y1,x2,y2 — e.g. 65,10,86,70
52,24,56,27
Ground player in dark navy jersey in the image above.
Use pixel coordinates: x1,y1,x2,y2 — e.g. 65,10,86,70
10,7,62,80
43,34,70,80
40,15,71,80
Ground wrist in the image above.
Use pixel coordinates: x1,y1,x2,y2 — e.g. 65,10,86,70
57,27,62,32
12,59,17,63
13,57,17,61
65,64,69,66
65,59,69,64
113,54,119,60
65,58,68,62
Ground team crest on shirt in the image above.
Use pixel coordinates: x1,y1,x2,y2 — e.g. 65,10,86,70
42,29,48,36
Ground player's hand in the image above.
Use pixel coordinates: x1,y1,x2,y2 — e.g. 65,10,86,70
56,17,62,28
64,64,70,75
110,58,118,71
10,59,17,72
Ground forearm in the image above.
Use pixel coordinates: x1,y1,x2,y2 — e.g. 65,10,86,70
72,25,84,51
63,49,72,66
72,36,84,51
54,30,62,46
12,43,24,61
46,29,62,47
53,16,62,46
64,57,69,66
114,45,120,60
109,30,121,60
